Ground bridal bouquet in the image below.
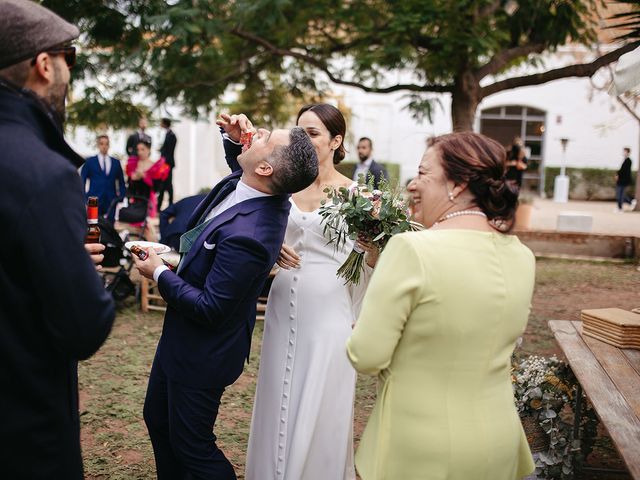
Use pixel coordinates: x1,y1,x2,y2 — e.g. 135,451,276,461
319,176,421,285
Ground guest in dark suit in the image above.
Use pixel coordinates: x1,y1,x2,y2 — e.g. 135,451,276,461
0,2,115,478
125,115,152,157
159,192,207,251
81,134,126,222
157,117,177,209
615,147,635,211
134,117,318,479
353,136,388,189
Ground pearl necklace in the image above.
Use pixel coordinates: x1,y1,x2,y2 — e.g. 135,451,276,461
434,209,487,226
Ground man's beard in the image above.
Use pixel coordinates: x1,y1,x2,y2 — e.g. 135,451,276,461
358,152,368,162
44,65,68,128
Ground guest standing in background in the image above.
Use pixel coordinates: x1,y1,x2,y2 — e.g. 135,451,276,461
81,134,126,222
126,115,151,157
505,136,528,191
353,136,387,189
347,132,536,480
614,147,636,212
157,117,177,210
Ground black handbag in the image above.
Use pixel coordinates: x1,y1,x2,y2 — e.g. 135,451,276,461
118,199,147,223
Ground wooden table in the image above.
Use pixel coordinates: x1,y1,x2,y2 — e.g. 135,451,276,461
549,320,640,479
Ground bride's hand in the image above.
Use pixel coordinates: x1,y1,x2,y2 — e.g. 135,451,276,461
277,243,300,270
357,235,380,268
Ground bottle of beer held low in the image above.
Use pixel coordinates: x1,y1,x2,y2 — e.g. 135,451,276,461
85,196,101,244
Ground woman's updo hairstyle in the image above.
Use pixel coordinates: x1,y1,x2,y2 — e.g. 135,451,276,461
432,132,518,232
296,103,347,164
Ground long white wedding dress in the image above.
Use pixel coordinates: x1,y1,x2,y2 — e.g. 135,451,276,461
245,198,370,480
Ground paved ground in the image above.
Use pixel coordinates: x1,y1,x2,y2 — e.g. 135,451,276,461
529,198,640,236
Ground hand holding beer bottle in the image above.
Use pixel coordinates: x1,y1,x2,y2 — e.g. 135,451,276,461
84,196,105,270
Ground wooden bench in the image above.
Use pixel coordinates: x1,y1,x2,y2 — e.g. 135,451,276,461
140,276,167,313
548,320,640,479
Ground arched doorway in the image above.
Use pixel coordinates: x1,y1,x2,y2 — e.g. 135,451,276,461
479,105,546,195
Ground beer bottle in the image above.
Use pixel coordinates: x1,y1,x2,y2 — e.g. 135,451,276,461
85,196,101,244
129,244,148,260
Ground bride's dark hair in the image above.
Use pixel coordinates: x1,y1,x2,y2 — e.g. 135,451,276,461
296,104,347,164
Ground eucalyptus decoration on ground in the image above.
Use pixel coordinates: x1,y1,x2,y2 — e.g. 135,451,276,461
512,355,599,479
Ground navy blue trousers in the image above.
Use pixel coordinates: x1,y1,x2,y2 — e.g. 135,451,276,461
143,361,236,480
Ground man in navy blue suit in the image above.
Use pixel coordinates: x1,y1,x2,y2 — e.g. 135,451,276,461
134,117,318,479
81,134,126,222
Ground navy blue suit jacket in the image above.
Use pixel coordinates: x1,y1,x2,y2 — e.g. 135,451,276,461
81,155,126,220
154,168,290,388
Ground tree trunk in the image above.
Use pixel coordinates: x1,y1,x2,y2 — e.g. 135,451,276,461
451,72,481,132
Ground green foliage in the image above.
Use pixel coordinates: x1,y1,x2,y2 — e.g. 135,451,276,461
68,87,150,130
44,0,615,129
512,355,599,479
544,167,635,200
319,176,421,284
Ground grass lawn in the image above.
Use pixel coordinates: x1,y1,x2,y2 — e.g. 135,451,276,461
79,259,639,479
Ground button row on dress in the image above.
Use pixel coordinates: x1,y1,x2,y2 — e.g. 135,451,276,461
277,277,298,479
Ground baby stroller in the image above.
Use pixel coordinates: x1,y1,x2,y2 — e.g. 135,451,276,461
98,217,136,302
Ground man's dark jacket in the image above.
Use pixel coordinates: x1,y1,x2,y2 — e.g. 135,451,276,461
0,82,115,479
160,128,177,168
617,157,632,186
154,140,291,388
368,160,388,189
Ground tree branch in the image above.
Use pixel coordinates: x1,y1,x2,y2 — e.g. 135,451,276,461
477,43,547,79
480,42,640,98
230,27,453,94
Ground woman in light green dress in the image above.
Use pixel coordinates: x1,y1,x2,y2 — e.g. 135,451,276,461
347,132,536,480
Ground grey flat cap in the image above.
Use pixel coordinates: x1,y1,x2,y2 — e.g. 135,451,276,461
0,0,79,70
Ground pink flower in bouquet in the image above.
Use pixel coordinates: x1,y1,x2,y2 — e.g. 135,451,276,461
371,198,382,219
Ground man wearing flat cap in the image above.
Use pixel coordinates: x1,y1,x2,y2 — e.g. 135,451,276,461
0,1,115,478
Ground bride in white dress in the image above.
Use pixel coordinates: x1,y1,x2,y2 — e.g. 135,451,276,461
245,104,379,480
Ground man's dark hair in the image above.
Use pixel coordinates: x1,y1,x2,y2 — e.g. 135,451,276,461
358,137,373,148
97,134,109,142
268,127,318,195
161,117,171,128
624,147,631,155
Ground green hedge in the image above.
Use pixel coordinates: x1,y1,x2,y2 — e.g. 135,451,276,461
544,167,636,200
335,161,401,185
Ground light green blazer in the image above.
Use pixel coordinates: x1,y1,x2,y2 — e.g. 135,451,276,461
347,229,536,480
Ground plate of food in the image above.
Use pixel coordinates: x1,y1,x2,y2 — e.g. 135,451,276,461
124,241,171,257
